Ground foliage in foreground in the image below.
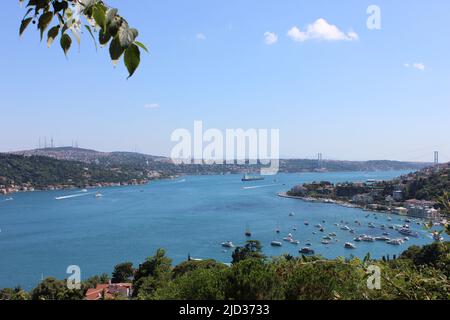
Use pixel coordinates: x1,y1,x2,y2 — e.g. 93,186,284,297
1,241,449,300
19,0,148,78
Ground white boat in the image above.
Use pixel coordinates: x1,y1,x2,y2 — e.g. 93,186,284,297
360,235,375,242
321,240,331,245
95,192,103,198
329,232,337,237
304,221,309,226
340,225,351,231
271,241,282,247
387,239,404,246
344,242,356,249
290,239,300,245
322,236,333,240
375,236,390,242
221,241,234,248
368,223,376,228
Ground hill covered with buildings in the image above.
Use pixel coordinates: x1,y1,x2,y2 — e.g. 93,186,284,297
287,163,450,220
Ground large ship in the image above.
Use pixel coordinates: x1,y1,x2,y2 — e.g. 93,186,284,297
241,174,265,182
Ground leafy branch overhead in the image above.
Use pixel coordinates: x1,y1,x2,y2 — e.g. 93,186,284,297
19,0,148,78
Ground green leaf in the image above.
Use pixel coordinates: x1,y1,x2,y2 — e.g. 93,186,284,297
99,29,111,46
60,33,72,56
124,44,140,78
92,4,106,29
109,37,125,65
19,17,33,36
38,11,54,41
84,25,98,50
134,41,149,53
47,25,60,48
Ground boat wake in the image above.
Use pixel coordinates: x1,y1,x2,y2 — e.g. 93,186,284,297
55,193,95,200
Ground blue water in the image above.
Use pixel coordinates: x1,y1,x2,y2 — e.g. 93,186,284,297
0,171,445,289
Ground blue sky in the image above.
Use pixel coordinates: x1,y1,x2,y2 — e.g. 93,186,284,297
1,0,450,162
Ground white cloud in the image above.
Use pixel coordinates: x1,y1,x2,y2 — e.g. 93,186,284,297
264,31,278,45
404,62,426,71
196,33,206,40
287,18,358,42
144,103,160,109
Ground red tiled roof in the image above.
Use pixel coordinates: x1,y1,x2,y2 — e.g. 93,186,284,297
85,283,132,301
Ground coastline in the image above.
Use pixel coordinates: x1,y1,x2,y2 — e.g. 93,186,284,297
277,192,401,216
0,175,180,196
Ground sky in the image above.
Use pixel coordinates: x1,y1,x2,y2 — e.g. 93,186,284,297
1,0,450,162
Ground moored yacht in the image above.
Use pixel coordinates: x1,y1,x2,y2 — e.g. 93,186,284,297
221,241,234,248
344,242,356,249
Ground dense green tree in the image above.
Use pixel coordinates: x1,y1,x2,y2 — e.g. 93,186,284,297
172,259,227,279
18,0,148,78
133,249,172,298
31,277,84,300
231,240,265,264
111,262,134,283
0,287,29,300
154,268,226,300
223,258,283,300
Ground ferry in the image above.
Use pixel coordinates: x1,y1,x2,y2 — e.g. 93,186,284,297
241,174,265,182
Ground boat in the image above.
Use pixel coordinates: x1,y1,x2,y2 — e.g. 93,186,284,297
368,223,376,228
329,232,337,237
292,226,298,231
315,224,323,228
271,241,282,247
360,235,375,242
321,240,331,245
283,234,294,242
241,174,265,182
95,192,103,198
383,232,390,236
340,225,351,231
81,189,88,193
289,212,295,217
344,242,356,249
322,236,333,241
290,239,300,245
375,236,390,242
221,241,234,248
354,237,362,242
433,233,444,242
300,247,315,255
304,221,309,226
398,228,418,238
245,224,252,237
387,239,404,246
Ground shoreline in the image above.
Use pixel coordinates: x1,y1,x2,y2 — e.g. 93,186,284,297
277,192,411,218
0,175,181,197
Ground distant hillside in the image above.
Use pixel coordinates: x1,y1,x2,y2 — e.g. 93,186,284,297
396,163,450,201
0,154,154,191
11,147,429,174
13,147,167,166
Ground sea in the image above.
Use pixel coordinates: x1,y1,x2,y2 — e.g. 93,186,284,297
0,171,446,289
